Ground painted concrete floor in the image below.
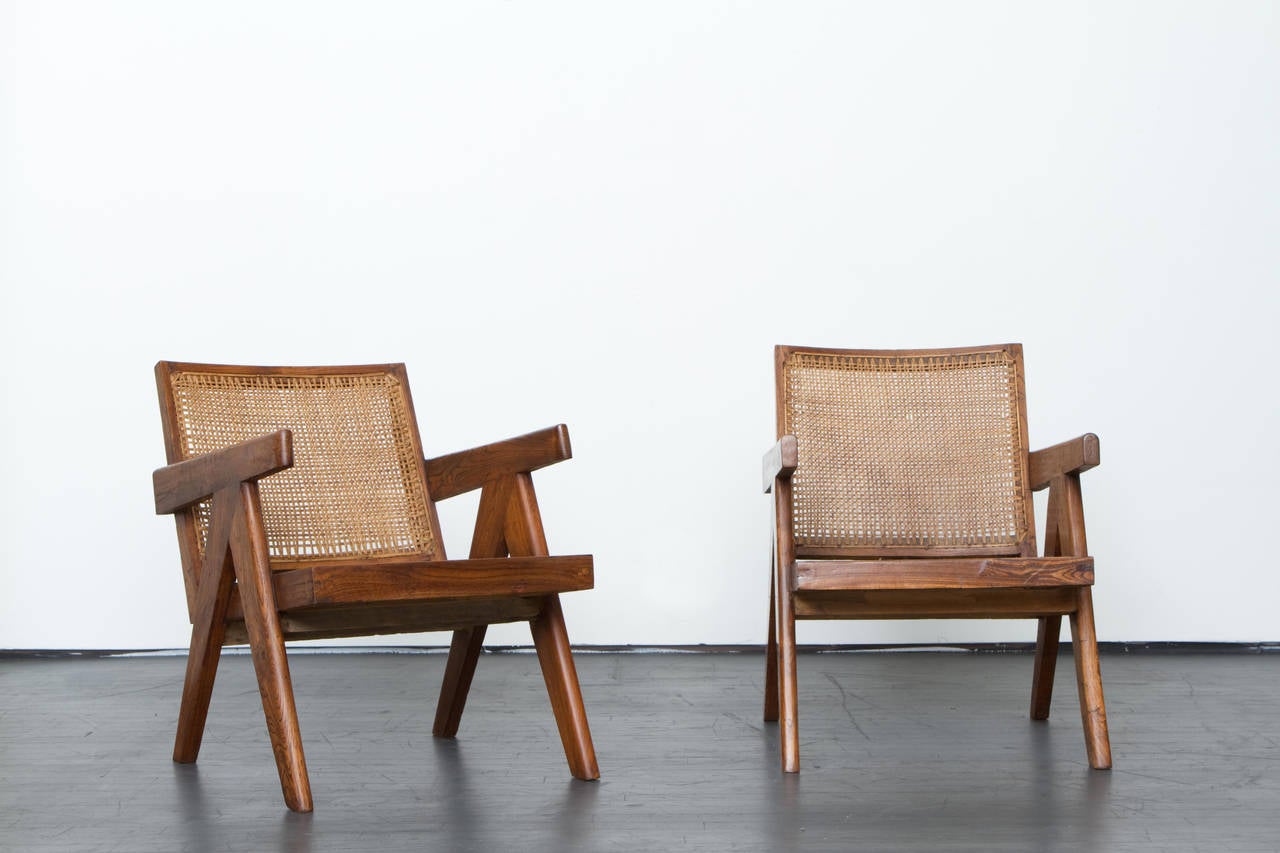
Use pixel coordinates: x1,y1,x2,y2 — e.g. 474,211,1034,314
1,649,1277,852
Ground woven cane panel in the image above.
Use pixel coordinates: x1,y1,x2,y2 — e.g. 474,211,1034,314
169,370,436,563
783,350,1026,551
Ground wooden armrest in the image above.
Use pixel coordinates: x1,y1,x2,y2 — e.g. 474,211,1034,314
762,435,798,494
425,424,573,501
153,430,293,514
1028,433,1100,492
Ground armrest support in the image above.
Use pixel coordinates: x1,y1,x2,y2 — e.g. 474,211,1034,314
762,435,798,494
1028,433,1099,492
425,424,573,501
153,430,293,514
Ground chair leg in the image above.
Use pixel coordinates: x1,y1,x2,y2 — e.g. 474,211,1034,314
530,594,599,781
771,481,800,773
231,484,313,812
173,490,237,763
433,626,488,737
433,475,509,738
1029,615,1061,721
174,622,226,763
1069,588,1112,769
763,564,779,723
776,598,800,773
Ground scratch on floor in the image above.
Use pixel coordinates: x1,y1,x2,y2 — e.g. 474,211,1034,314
824,673,870,741
722,710,763,734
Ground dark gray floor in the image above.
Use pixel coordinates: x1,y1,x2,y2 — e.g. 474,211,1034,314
1,649,1277,852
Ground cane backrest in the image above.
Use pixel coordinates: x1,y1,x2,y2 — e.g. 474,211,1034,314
776,344,1036,558
156,363,441,574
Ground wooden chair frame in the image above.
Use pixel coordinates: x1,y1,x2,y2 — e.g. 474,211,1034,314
154,362,598,812
761,344,1111,772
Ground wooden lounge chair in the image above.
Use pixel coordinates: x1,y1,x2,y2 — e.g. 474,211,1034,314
762,344,1111,772
153,362,599,811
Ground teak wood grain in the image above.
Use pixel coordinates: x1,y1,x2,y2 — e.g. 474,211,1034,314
425,425,572,501
1028,433,1100,492
763,343,1112,774
172,485,238,765
432,475,514,738
771,476,800,773
508,473,600,781
1030,481,1066,720
153,361,600,811
228,481,312,812
153,431,293,515
793,556,1093,591
237,556,593,612
1055,469,1112,769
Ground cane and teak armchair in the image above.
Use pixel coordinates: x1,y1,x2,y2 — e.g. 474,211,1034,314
762,344,1111,772
153,362,599,812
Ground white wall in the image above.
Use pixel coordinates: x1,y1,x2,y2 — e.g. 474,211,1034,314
2,1,1277,649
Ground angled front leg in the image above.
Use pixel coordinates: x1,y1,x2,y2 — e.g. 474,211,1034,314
1071,587,1111,769
1027,434,1110,764
763,554,779,722
530,594,599,780
174,485,239,763
773,479,800,773
1059,473,1111,769
230,481,313,812
508,473,599,780
1030,484,1064,721
433,476,513,737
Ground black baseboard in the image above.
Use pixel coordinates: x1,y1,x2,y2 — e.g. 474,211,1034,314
2,641,1277,659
